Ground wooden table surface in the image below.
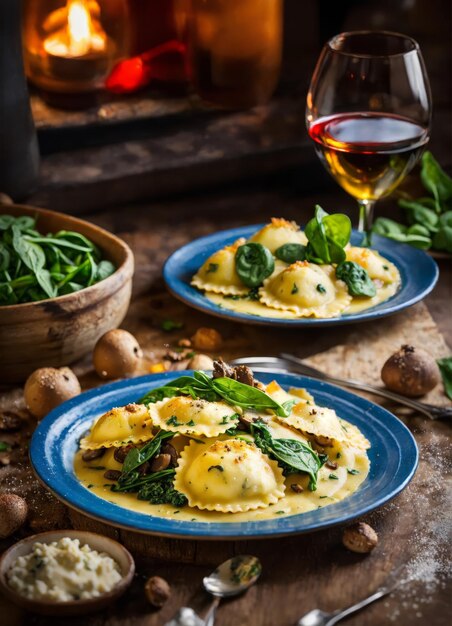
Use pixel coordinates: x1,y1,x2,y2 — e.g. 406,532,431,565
1,181,451,626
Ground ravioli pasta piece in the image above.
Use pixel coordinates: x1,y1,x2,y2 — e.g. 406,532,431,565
339,419,370,450
277,401,347,444
148,396,239,437
80,404,152,450
174,438,285,512
345,247,399,284
191,238,249,296
259,261,351,318
249,218,308,253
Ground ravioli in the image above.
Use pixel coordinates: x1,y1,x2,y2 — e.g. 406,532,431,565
80,404,152,450
148,396,239,437
191,238,249,296
266,380,315,406
345,246,399,284
174,439,285,512
249,218,308,253
259,261,351,318
277,400,347,444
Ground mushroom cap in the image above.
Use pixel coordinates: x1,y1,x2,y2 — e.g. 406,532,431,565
381,345,440,397
93,329,142,380
0,493,28,538
24,367,81,419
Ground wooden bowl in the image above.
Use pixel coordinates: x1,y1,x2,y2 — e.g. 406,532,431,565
0,530,135,616
0,204,134,383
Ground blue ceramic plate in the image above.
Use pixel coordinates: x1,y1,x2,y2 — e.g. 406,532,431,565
163,226,439,326
30,371,418,540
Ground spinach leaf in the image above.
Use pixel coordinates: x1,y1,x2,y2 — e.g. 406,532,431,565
399,199,439,232
121,430,174,476
437,357,452,400
96,260,116,282
371,218,431,250
304,205,351,264
420,152,452,211
372,218,407,237
235,243,275,287
251,422,325,490
275,243,306,264
211,377,290,417
336,261,376,297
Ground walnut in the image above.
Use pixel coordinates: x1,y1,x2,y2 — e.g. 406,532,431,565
145,576,171,608
191,327,223,351
342,522,378,553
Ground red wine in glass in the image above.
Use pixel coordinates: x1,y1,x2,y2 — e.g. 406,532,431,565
308,112,429,202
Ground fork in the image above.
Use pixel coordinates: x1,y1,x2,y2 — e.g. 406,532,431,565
230,355,452,420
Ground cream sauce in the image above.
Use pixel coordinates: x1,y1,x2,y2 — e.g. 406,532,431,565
74,429,369,523
204,255,400,319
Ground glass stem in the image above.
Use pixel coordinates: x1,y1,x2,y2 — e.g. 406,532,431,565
357,199,376,232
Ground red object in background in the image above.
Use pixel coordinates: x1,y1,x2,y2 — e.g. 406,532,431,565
127,0,182,54
106,40,186,94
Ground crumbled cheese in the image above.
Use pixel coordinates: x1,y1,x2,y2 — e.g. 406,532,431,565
7,537,122,601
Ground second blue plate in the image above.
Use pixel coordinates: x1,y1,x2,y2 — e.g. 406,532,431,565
163,226,438,327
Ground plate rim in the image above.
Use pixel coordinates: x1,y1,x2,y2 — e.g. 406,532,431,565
163,224,439,327
30,371,419,540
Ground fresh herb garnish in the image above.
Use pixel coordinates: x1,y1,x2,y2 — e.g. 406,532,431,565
0,215,115,305
0,442,10,452
347,468,360,475
329,473,339,480
291,283,298,295
206,263,219,274
304,205,351,265
161,319,184,332
121,430,174,476
166,415,182,427
371,152,452,252
251,421,326,490
336,261,376,297
316,283,326,294
235,242,275,287
437,357,452,400
275,243,306,264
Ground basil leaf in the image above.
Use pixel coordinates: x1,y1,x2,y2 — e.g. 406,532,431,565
251,422,324,490
336,261,376,297
211,377,289,417
121,431,174,476
437,357,452,400
275,243,306,264
235,243,275,287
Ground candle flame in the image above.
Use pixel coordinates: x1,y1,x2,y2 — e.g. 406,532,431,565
43,0,107,58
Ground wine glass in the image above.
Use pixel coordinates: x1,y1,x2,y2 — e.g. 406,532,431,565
306,31,432,232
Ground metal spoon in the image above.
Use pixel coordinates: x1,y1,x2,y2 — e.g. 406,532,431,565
297,586,393,626
203,555,262,626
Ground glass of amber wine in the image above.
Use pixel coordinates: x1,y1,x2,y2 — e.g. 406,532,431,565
306,31,432,232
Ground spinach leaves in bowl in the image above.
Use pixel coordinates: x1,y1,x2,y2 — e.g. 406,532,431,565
0,214,116,305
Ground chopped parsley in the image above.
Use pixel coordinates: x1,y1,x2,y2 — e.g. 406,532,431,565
161,319,184,332
186,419,195,427
0,441,11,452
87,484,94,489
316,283,326,294
206,263,219,274
166,415,182,426
291,283,299,294
329,473,339,480
383,265,389,270
347,468,360,475
336,452,342,459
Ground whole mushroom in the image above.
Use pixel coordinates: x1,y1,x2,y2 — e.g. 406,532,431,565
381,345,440,397
187,354,214,370
342,522,378,554
0,493,28,538
93,329,143,379
24,367,81,419
144,575,171,608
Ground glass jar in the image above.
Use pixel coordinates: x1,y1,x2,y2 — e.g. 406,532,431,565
187,0,283,108
23,0,129,95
